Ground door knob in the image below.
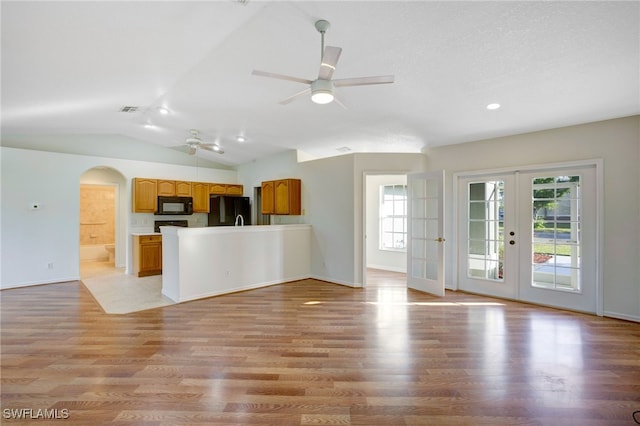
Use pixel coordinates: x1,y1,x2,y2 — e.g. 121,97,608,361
509,240,516,245
436,237,446,242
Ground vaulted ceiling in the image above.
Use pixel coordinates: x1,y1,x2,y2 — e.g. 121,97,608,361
2,1,638,167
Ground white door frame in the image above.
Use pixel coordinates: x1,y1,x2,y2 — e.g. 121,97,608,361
452,159,603,316
361,171,410,288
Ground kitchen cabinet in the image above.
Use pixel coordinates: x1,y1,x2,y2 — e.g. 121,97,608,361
226,184,243,196
261,180,275,214
157,180,192,197
132,178,157,213
133,177,241,213
210,183,227,195
176,181,192,197
192,182,210,213
157,180,176,196
132,235,162,277
261,179,301,215
210,183,244,196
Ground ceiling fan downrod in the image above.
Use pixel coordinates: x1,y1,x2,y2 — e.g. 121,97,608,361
315,19,330,63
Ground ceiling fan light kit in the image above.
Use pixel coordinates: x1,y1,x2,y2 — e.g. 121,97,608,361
311,79,334,104
252,19,394,106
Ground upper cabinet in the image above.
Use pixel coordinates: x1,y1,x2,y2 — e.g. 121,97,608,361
261,181,275,214
133,178,243,213
210,183,227,195
176,181,192,197
226,184,243,196
192,182,210,213
210,183,244,196
132,178,157,213
262,178,301,215
157,180,192,197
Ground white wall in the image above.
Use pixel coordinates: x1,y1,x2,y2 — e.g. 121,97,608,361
425,115,640,322
1,147,237,289
237,151,426,287
365,174,407,272
236,150,357,286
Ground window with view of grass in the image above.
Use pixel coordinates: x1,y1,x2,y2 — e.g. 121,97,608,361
380,184,407,251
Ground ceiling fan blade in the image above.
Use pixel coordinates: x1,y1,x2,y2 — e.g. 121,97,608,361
333,75,395,87
332,92,348,110
317,46,342,80
252,70,312,85
201,144,224,154
171,145,196,155
279,88,311,105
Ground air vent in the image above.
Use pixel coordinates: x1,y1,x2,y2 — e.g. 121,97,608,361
119,106,139,113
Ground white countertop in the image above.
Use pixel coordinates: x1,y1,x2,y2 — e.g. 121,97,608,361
160,224,310,236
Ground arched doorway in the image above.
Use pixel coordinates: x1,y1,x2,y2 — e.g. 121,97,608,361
79,166,127,278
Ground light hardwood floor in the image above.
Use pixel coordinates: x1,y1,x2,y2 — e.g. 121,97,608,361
1,269,639,425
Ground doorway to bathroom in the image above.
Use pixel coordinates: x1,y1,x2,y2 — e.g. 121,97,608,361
79,166,126,278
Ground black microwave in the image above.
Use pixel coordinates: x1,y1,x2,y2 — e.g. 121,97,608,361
155,196,193,215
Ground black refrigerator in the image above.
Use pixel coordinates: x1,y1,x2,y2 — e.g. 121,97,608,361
208,196,251,226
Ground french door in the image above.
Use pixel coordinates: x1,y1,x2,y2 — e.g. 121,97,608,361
407,171,445,297
458,165,598,313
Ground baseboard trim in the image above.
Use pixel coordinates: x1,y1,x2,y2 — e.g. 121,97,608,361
603,311,640,323
1,276,80,290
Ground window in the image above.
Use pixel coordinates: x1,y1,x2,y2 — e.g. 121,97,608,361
380,184,407,251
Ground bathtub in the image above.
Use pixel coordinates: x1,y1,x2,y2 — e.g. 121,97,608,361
80,244,114,262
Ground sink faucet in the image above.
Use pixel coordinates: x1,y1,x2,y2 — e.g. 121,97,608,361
235,214,244,227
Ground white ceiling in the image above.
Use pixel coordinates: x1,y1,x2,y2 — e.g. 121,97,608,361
2,1,639,167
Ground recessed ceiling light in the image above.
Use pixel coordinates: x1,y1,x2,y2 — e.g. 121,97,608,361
486,103,501,110
236,135,246,143
157,106,170,115
143,122,155,129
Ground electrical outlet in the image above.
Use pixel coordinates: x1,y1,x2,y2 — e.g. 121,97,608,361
47,262,54,269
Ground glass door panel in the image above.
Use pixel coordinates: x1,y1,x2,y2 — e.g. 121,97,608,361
407,171,444,296
531,176,582,292
458,174,516,300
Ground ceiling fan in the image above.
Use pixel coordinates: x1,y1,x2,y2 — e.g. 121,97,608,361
175,129,224,155
252,19,394,106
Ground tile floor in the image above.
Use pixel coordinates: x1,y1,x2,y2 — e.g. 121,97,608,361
80,261,174,314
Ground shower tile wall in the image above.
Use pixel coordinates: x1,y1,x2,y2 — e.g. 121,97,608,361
80,184,115,245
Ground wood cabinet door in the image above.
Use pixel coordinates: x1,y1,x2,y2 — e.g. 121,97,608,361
139,241,162,275
133,178,157,212
175,181,192,197
226,184,243,196
261,181,275,214
274,179,301,215
157,180,176,196
274,180,290,215
192,182,210,213
210,183,227,195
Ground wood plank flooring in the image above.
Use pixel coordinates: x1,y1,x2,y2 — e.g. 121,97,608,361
2,270,640,425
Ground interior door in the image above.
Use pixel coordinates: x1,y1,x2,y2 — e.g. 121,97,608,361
407,171,445,296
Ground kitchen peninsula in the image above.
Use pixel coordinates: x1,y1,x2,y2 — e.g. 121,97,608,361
160,224,311,303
